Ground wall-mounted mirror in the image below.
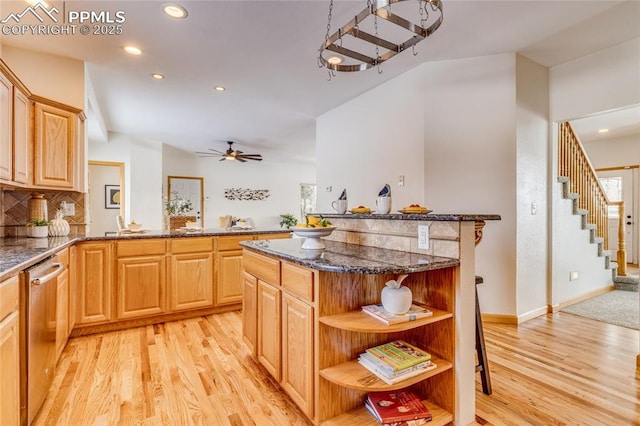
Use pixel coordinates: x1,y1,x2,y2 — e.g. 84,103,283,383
168,176,204,227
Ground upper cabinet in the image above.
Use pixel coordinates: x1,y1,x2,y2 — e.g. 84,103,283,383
33,98,83,190
0,71,13,182
0,59,84,191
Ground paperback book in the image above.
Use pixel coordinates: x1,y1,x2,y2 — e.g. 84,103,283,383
358,354,437,385
362,304,433,325
365,340,432,372
364,390,432,425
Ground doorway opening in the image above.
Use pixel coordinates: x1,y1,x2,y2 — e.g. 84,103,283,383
88,161,124,235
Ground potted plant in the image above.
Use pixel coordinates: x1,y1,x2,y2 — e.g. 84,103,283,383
26,219,49,238
279,214,298,229
165,192,195,230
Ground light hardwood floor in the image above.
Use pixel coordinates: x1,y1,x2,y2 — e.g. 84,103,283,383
35,311,639,425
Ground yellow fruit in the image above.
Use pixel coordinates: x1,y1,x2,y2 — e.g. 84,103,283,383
295,223,309,228
306,215,320,225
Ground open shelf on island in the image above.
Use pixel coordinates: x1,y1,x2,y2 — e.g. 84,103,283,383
319,306,452,333
321,398,453,426
319,356,452,392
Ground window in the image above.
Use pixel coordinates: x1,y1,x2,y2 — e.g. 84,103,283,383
598,176,622,217
300,184,316,219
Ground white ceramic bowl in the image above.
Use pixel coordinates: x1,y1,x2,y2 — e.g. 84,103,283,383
128,223,143,231
292,226,336,249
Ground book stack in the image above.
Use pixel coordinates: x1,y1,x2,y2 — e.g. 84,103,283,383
364,390,432,425
362,304,433,325
358,340,437,385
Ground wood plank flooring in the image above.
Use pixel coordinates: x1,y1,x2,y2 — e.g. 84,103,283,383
35,311,639,425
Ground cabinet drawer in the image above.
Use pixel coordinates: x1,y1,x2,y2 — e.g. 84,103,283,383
218,235,253,251
243,250,280,285
0,275,19,321
57,247,69,267
282,262,314,302
117,239,167,257
171,237,213,254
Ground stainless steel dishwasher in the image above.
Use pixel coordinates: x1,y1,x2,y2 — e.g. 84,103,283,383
20,255,62,425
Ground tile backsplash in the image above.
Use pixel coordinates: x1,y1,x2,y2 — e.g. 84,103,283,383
1,188,86,237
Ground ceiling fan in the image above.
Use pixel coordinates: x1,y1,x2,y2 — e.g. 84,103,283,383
196,141,263,162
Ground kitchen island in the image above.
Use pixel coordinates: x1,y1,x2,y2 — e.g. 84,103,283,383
240,214,499,425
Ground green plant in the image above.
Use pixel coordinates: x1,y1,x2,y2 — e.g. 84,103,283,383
165,192,193,216
27,219,49,227
279,214,298,229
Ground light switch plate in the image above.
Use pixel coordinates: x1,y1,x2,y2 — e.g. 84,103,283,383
61,201,75,216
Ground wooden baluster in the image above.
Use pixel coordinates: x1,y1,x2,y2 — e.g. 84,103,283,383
617,201,627,276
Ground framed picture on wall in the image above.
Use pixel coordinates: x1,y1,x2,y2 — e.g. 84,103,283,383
105,185,121,209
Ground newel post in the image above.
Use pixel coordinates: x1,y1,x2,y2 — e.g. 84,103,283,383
617,201,627,276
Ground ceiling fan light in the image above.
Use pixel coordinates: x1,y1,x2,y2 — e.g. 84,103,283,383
327,55,343,65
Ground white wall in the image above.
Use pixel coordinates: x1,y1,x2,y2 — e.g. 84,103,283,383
2,45,85,109
549,38,640,307
317,65,425,213
583,134,640,167
317,54,519,316
515,55,549,317
89,132,163,229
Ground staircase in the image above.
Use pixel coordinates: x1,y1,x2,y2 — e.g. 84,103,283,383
558,122,638,292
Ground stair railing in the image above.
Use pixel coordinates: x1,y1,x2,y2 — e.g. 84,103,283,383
558,122,627,276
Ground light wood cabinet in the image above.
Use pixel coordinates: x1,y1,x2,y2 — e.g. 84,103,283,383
117,255,166,319
243,249,457,425
12,87,31,185
241,271,258,354
0,72,12,182
68,246,77,331
281,292,314,417
169,237,214,311
76,242,113,325
0,275,20,426
257,279,281,380
55,269,69,361
33,100,77,189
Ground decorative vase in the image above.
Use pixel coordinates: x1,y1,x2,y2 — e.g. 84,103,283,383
27,192,48,222
381,277,412,314
49,212,70,237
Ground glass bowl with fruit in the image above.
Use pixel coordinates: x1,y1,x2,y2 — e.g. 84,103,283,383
292,216,336,249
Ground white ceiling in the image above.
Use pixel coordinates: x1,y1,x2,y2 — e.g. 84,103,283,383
2,0,639,160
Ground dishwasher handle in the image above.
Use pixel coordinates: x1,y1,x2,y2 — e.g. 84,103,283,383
31,263,64,286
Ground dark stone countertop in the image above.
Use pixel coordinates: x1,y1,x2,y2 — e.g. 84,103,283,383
0,228,290,281
312,213,501,221
240,238,459,274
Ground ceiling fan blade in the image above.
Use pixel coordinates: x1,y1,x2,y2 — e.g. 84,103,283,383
208,148,226,154
238,155,262,159
236,157,247,163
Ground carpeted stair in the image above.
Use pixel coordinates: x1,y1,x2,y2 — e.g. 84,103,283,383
558,176,638,292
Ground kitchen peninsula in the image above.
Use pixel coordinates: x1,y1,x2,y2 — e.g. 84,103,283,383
240,213,500,425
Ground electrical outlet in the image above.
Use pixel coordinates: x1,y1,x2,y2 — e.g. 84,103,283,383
531,202,537,215
398,175,405,186
418,225,429,250
570,271,579,281
61,201,75,216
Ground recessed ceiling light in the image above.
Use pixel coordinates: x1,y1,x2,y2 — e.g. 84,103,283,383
124,46,142,55
162,3,188,19
327,56,344,65
151,73,165,80
598,128,609,133
214,86,226,92
26,0,49,7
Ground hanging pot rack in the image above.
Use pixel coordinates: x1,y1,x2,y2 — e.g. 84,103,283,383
318,0,444,73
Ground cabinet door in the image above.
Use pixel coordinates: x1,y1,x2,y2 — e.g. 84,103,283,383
281,293,314,418
215,249,244,306
76,242,112,325
55,269,69,361
68,246,77,331
12,88,30,185
257,280,281,380
0,311,20,426
169,252,213,311
0,73,12,182
33,102,75,188
242,271,258,354
117,256,166,319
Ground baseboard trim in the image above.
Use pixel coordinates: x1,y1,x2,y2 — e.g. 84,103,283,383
481,313,518,324
555,285,615,310
517,306,548,323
